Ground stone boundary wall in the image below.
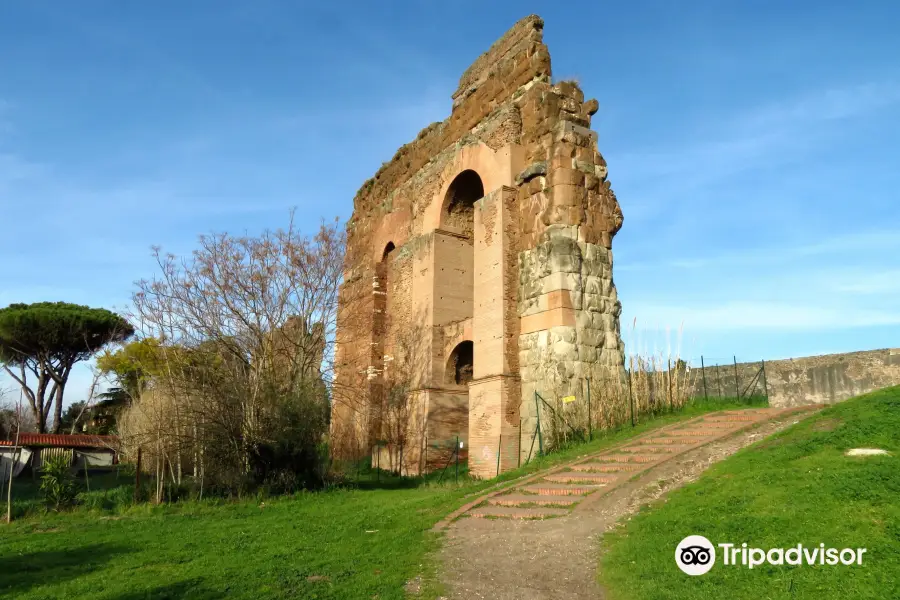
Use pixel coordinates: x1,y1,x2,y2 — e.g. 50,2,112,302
689,348,900,408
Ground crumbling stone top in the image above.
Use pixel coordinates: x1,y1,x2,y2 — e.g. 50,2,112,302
351,14,551,216
452,15,545,107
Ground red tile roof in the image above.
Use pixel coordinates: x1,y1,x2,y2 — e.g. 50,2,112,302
0,433,119,449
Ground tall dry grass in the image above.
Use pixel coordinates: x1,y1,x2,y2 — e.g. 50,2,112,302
535,318,695,451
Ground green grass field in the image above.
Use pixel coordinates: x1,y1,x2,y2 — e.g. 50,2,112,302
598,387,900,599
0,397,762,600
3,486,461,599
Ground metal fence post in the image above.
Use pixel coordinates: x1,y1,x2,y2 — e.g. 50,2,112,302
587,377,592,441
701,355,709,401
525,425,538,465
716,364,722,397
761,360,769,403
534,391,544,456
555,395,562,445
455,436,459,484
518,415,522,468
496,434,502,477
733,355,740,399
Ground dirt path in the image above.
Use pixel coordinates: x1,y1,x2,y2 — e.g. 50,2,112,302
437,409,815,600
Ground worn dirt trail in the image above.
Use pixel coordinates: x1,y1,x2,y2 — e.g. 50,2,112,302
437,408,816,600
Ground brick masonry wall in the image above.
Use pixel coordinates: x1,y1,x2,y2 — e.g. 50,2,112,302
333,17,547,459
333,14,628,474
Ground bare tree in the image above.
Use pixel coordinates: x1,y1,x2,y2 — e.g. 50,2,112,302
378,313,429,475
64,368,104,435
121,212,343,494
0,386,36,439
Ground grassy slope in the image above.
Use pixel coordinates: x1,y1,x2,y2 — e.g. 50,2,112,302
2,486,458,600
0,398,758,600
598,387,900,600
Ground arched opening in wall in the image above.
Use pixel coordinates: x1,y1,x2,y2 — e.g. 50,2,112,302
370,241,396,443
446,341,474,386
374,242,396,353
443,170,484,239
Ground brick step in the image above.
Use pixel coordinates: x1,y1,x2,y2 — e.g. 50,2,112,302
617,445,680,453
489,494,580,507
666,429,716,437
693,422,742,429
640,437,704,445
469,506,570,520
544,472,617,484
520,483,601,496
593,454,666,464
570,462,641,473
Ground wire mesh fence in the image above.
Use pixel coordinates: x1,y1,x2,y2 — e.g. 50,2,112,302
524,355,771,463
332,355,772,481
692,356,769,401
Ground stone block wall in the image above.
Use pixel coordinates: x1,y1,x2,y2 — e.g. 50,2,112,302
511,66,626,462
688,348,900,407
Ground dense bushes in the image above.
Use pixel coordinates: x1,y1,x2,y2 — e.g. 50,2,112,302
107,216,343,501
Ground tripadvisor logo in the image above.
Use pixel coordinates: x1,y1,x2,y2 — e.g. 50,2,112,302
675,536,867,576
675,535,716,576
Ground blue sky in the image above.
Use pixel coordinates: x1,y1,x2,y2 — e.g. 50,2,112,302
1,1,898,404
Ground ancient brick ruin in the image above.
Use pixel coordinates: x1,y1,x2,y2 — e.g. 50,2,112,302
331,15,626,478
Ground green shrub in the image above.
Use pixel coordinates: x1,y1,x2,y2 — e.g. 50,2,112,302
40,454,79,511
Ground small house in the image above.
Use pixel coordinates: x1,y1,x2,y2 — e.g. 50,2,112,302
0,433,119,482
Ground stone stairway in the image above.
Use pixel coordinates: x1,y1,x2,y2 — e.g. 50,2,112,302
448,407,803,523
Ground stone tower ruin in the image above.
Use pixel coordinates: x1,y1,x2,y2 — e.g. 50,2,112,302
331,15,626,478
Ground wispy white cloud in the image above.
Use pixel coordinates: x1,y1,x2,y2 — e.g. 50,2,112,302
740,81,900,130
272,92,449,133
832,269,900,295
619,129,785,184
614,78,900,220
627,301,900,332
618,229,900,271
